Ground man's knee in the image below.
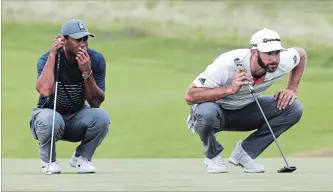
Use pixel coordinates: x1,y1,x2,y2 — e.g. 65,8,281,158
193,102,222,134
89,108,111,133
287,99,304,125
33,109,65,141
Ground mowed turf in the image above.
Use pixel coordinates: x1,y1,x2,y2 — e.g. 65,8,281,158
2,158,333,191
2,21,333,159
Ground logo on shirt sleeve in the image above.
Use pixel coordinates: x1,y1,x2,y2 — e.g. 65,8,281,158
198,78,206,85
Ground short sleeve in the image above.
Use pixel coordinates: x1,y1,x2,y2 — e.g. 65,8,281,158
93,53,106,92
37,52,49,80
193,56,229,88
279,48,301,73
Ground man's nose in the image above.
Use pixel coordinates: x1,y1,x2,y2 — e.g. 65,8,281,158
271,55,279,62
78,41,86,48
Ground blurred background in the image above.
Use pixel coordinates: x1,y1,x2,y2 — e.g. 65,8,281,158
2,0,333,159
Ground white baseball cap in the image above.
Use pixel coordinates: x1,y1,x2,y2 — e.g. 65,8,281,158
250,28,284,52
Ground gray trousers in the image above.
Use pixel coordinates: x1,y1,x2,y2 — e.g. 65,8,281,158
190,96,303,159
29,107,110,163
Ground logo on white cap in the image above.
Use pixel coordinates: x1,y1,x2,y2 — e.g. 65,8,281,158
250,28,284,52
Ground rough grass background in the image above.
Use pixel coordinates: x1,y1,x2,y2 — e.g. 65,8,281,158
2,0,333,158
3,0,333,46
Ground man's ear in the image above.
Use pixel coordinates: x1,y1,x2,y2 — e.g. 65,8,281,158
63,35,69,42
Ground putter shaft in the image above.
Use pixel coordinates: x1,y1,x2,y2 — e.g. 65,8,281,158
249,87,290,168
237,64,293,170
47,51,61,174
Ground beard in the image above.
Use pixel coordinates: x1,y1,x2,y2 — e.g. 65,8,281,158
258,54,278,73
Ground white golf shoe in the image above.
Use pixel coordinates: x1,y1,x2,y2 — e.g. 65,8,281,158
229,141,265,173
41,160,61,174
69,155,96,173
205,152,228,173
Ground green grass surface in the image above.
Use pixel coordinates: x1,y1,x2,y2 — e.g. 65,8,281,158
3,158,333,191
2,21,333,159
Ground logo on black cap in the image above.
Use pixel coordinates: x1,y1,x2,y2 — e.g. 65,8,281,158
78,22,85,31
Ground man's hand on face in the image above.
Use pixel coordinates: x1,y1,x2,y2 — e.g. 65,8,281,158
76,46,92,76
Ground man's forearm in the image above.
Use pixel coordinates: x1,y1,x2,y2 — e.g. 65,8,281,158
84,75,105,108
287,48,307,92
36,54,56,96
185,86,234,105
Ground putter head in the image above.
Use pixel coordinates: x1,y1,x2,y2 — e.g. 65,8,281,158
277,166,297,173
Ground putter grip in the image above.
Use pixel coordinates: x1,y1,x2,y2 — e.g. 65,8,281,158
55,38,62,81
235,61,255,93
55,50,61,81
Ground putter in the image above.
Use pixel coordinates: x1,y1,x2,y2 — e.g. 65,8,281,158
46,41,61,175
248,86,296,173
236,63,297,173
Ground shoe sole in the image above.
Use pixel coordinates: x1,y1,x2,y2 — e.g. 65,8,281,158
229,158,265,173
42,170,61,175
44,172,61,175
207,168,228,173
78,171,96,174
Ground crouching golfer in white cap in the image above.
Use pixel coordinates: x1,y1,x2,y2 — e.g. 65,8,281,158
185,28,307,173
29,18,110,174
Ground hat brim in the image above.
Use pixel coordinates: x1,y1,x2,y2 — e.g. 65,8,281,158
69,32,94,39
258,42,284,52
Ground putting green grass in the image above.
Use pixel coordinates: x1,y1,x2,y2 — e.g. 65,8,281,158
2,21,333,159
2,158,333,191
